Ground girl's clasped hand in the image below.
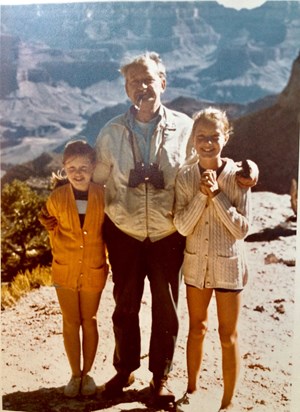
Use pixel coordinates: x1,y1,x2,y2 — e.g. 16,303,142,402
199,169,219,197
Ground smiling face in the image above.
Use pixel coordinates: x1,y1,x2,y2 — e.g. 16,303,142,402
125,61,166,112
193,117,229,165
64,155,95,191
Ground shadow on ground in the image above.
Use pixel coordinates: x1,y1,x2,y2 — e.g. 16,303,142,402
2,385,178,412
245,221,297,242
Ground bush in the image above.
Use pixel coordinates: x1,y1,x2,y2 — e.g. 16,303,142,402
1,179,52,281
1,266,52,309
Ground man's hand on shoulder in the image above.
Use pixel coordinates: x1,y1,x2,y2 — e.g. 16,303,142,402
236,159,259,189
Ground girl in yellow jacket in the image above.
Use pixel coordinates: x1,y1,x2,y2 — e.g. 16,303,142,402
44,140,108,398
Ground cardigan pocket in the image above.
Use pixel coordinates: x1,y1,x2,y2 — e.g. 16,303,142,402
51,260,71,287
87,264,108,291
182,251,198,282
216,255,241,285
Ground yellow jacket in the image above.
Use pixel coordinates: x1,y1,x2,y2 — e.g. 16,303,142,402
46,182,108,292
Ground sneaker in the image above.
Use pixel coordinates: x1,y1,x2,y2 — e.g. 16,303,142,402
81,374,97,396
150,375,175,407
64,376,81,398
103,371,135,398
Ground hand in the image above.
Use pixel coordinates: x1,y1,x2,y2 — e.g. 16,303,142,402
38,205,58,231
236,159,259,188
200,169,220,198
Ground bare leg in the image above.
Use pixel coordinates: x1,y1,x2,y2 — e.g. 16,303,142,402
80,290,102,377
215,290,242,409
56,288,81,377
186,286,213,393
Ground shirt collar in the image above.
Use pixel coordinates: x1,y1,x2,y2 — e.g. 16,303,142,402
125,104,182,131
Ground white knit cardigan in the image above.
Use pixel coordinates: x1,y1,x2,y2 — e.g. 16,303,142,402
174,158,251,290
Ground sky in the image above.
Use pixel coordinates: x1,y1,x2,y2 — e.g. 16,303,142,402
216,0,267,8
0,0,269,10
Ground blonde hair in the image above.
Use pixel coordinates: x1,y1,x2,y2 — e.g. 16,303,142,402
120,51,166,81
191,107,233,140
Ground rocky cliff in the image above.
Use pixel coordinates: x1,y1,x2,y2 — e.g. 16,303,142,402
1,1,299,103
3,52,298,194
1,1,299,193
223,53,300,194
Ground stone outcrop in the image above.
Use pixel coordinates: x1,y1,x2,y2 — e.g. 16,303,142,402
223,54,300,194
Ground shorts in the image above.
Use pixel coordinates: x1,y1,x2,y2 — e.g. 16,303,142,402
186,284,242,293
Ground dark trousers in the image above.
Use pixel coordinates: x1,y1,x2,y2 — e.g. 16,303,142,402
103,215,185,378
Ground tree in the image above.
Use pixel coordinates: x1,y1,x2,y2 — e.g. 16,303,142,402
1,180,52,281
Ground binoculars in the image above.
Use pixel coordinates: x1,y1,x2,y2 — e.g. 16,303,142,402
128,162,165,189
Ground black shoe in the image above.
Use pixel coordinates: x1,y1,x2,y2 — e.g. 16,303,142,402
103,372,135,398
150,375,175,408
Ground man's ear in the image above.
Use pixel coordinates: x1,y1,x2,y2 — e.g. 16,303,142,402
161,78,166,93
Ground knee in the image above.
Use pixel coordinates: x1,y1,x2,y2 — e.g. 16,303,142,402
189,319,208,339
81,315,97,330
219,328,238,348
63,316,81,332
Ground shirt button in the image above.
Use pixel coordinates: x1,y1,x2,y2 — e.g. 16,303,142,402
79,260,82,264
80,273,83,277
205,238,208,242
83,230,88,235
80,245,83,249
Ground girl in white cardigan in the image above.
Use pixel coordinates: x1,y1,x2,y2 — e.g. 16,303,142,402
174,107,253,411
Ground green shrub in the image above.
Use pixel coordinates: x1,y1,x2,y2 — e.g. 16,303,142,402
1,179,52,281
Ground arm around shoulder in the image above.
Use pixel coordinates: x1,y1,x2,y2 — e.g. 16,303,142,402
236,159,259,189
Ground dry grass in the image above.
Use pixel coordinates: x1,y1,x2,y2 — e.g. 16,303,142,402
1,266,52,310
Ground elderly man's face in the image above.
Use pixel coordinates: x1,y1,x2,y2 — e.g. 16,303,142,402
125,61,166,110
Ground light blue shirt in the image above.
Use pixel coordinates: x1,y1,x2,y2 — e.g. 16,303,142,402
128,111,160,164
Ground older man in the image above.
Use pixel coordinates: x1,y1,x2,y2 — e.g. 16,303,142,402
93,52,192,406
93,51,257,407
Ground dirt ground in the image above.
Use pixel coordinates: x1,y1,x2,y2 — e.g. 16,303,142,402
1,192,299,412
